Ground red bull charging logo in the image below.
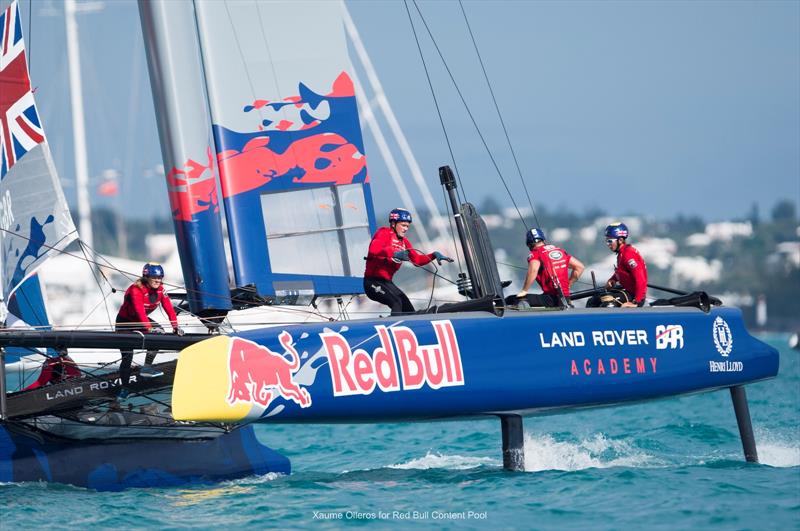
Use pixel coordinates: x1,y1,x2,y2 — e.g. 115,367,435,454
321,320,465,397
227,332,312,409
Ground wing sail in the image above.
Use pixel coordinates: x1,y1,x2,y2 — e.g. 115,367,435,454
194,0,376,302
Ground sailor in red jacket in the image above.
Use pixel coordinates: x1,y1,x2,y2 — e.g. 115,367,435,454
604,222,648,307
24,348,81,390
115,263,182,396
364,208,453,315
508,228,585,308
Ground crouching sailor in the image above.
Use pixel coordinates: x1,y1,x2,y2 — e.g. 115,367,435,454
603,222,648,307
507,228,585,308
24,348,80,390
364,208,453,315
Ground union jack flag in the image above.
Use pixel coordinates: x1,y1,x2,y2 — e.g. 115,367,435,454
0,0,43,180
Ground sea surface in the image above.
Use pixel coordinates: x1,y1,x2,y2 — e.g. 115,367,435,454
2,335,798,530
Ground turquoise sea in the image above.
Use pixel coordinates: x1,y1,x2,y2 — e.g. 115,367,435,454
2,335,798,530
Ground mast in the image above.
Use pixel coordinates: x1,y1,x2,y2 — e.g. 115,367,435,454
139,0,232,325
64,0,93,261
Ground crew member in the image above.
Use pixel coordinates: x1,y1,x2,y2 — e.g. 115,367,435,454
604,222,648,307
508,228,584,308
24,348,80,390
115,263,182,396
364,208,453,315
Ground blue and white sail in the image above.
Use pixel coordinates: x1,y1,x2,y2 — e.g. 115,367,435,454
194,0,376,303
0,0,77,331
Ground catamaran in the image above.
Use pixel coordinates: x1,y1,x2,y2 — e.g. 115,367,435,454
0,0,778,490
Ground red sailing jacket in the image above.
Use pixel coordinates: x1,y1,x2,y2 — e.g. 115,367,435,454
116,282,178,329
610,242,648,303
364,226,434,281
529,244,573,297
25,355,80,390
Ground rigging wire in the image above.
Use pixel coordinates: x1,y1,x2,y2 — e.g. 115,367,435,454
407,250,460,287
403,0,479,297
402,0,467,206
6,352,235,433
0,223,471,328
411,0,528,232
218,1,262,112
79,239,119,327
457,0,540,229
0,226,337,324
424,262,437,311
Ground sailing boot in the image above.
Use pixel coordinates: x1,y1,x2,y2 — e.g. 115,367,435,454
140,350,164,378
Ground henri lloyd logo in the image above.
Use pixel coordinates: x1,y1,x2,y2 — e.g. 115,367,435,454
710,316,742,373
709,359,742,372
322,320,464,396
712,317,733,357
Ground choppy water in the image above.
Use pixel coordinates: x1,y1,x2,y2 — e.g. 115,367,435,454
2,335,798,529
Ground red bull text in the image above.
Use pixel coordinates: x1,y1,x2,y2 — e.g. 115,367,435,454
227,332,312,409
321,320,465,397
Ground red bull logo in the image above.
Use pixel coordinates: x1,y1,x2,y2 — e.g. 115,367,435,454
321,320,465,397
227,332,312,409
166,146,220,222
217,132,366,198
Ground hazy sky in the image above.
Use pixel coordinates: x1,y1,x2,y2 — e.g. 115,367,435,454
19,0,800,223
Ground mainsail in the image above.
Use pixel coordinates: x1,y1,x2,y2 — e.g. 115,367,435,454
0,0,77,328
194,0,376,303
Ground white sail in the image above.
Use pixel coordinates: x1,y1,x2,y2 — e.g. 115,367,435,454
0,0,77,303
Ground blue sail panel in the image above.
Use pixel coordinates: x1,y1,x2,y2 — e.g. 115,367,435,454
3,274,51,363
195,1,376,300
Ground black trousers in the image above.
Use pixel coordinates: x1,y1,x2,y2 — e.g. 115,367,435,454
115,317,163,387
504,293,562,308
586,289,638,307
364,277,415,315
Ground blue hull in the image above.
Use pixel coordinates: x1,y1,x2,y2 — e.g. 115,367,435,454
207,306,779,423
0,425,290,491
